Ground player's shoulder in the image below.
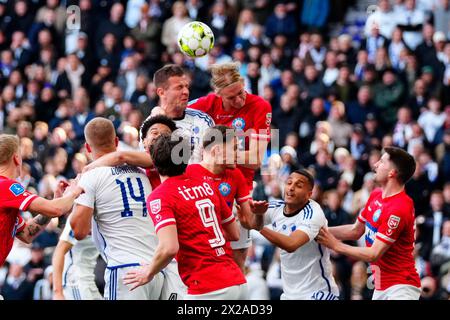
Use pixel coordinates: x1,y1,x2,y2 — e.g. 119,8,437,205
247,93,272,110
371,188,383,197
306,199,326,219
185,107,214,126
0,176,16,188
226,167,245,179
0,177,25,196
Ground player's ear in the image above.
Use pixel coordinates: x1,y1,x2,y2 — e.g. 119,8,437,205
388,169,397,179
156,87,164,98
115,136,119,147
85,142,92,153
12,153,20,166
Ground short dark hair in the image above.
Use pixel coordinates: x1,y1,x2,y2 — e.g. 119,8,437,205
153,64,186,89
292,169,315,190
140,115,177,142
383,147,416,184
202,125,235,150
150,133,189,177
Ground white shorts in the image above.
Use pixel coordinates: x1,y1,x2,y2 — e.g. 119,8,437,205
104,264,164,300
230,200,252,250
281,290,340,300
63,283,102,300
160,260,187,300
185,283,248,300
372,284,421,300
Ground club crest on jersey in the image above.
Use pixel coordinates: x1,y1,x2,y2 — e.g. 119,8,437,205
232,118,246,131
218,182,231,197
373,209,381,222
9,183,25,196
387,215,401,229
150,199,161,214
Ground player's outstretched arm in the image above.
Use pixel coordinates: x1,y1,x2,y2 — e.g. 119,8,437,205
123,225,179,291
328,220,365,241
52,240,73,300
259,228,310,253
83,151,153,172
70,205,94,240
239,200,268,230
28,179,84,218
316,228,390,262
15,181,80,244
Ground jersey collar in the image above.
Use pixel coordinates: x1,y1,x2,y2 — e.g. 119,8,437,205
283,200,310,218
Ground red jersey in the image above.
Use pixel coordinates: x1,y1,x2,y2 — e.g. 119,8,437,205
189,93,272,188
0,176,38,266
147,174,246,294
185,164,251,209
145,165,161,190
357,188,420,290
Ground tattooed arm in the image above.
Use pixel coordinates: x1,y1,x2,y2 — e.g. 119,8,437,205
15,215,53,244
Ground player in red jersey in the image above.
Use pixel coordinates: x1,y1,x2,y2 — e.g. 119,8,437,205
316,147,421,300
185,125,268,270
188,62,272,266
82,115,177,189
189,62,272,188
0,134,84,267
123,134,261,299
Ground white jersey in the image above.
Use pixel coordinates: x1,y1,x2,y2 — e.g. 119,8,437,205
60,216,99,289
141,108,214,164
264,199,339,300
75,165,158,268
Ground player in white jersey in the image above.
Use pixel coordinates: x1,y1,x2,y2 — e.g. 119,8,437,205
143,64,214,163
52,214,101,300
70,118,163,300
253,169,340,300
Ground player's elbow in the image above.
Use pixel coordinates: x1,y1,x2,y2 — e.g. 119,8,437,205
71,222,88,240
161,242,179,258
73,229,88,241
284,244,299,253
20,234,33,244
367,251,383,263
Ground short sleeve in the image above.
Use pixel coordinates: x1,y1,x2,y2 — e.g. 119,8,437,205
234,170,251,204
74,171,97,209
358,191,378,224
218,193,235,226
59,216,77,246
147,192,176,233
250,100,272,141
0,180,38,211
296,203,326,242
376,210,406,245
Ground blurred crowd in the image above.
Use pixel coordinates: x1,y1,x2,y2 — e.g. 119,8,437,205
0,0,449,300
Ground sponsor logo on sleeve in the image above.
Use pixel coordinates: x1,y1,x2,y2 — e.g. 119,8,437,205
373,209,381,222
9,183,25,196
150,199,161,214
387,215,401,229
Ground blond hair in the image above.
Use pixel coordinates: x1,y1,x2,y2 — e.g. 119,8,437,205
84,117,116,151
209,62,244,92
0,134,19,165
